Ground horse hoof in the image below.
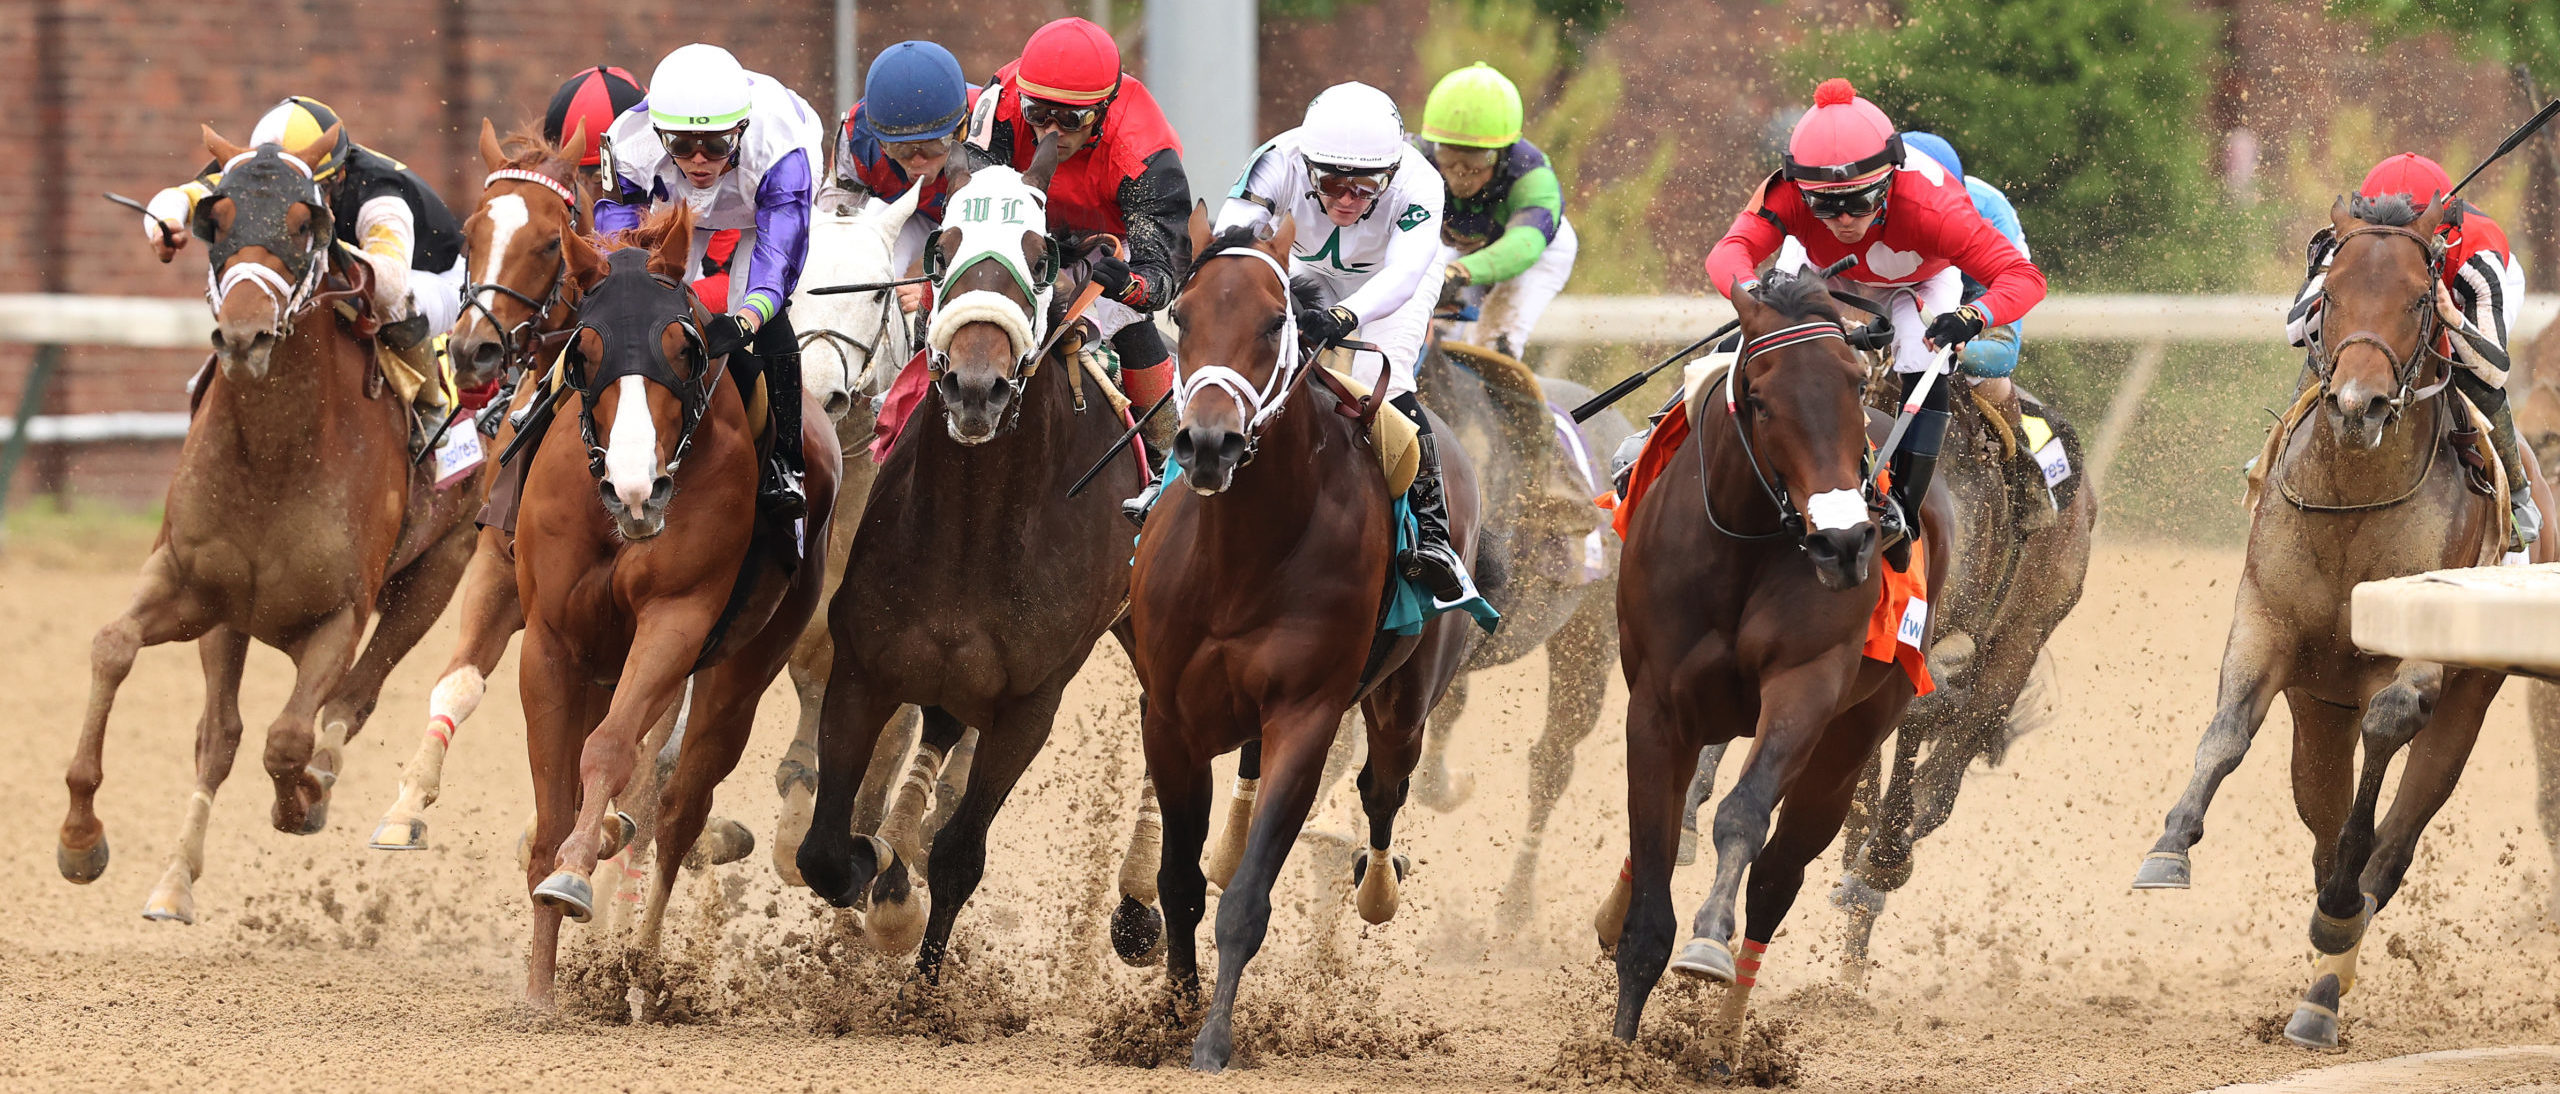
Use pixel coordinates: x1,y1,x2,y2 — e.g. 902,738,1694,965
293,796,330,836
368,816,428,851
773,786,814,887
141,859,197,924
533,870,595,923
597,812,638,861
1414,768,1476,812
684,818,755,870
2131,850,2191,890
1352,851,1408,925
2283,974,2344,1049
1110,895,1166,967
58,836,110,884
862,836,928,953
2308,894,2376,956
1668,936,1736,982
1190,1012,1235,1073
1675,827,1698,868
1830,875,1887,917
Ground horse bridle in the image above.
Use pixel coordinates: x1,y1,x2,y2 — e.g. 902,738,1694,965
199,146,336,337
565,251,723,499
459,169,581,373
800,282,901,402
1703,319,1881,546
2311,223,2456,419
1175,246,1311,466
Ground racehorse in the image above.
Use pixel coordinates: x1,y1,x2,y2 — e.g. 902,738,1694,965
57,130,489,924
2134,192,2556,1047
1605,269,1947,1067
793,165,1146,972
516,204,841,1005
1131,217,1484,1072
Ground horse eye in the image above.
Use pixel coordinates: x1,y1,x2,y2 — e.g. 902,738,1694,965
541,238,561,254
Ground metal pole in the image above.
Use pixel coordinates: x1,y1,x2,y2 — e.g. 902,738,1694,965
1148,0,1257,200
0,344,65,534
834,0,859,121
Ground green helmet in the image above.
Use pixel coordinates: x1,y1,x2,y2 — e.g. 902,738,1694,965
1421,63,1523,149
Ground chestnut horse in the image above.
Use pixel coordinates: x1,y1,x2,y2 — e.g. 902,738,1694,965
516,206,841,1004
1131,220,1484,1072
58,132,488,923
2134,193,2556,1047
794,165,1146,970
1606,270,1948,1067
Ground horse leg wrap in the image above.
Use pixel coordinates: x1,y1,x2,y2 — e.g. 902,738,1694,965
1204,777,1257,889
1594,857,1634,953
880,744,944,867
427,666,487,744
176,790,215,878
1717,939,1765,1063
1118,783,1164,904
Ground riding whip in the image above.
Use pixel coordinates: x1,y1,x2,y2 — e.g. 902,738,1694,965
1066,390,1173,499
1569,255,1860,423
104,192,178,249
1031,235,1129,368
2449,98,2560,198
804,275,934,295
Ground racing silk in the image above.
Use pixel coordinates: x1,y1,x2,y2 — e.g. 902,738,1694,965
2287,203,2524,384
1217,131,1446,329
1426,137,1564,285
964,63,1191,312
1706,153,2046,327
837,85,982,223
154,143,464,319
598,69,824,322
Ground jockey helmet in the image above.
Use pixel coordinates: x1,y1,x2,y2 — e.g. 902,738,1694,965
1300,82,1406,173
1421,63,1523,149
863,41,970,142
1785,78,1902,188
1017,18,1121,106
647,44,754,132
2360,152,2455,208
545,65,646,166
1902,131,1963,180
250,97,353,179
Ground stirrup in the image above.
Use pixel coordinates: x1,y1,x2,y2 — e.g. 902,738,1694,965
759,465,807,520
1122,475,1165,529
1877,497,1914,572
1398,543,1468,602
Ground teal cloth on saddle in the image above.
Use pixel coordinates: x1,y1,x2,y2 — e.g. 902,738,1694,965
1139,453,1503,637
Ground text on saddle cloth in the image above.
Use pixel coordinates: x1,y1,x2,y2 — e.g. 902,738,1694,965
926,166,1054,364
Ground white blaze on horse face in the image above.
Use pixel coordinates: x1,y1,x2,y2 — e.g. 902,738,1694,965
1806,488,1866,532
604,375,660,514
475,194,528,310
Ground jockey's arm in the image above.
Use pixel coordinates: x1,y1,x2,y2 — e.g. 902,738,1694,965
2284,228,2335,349
1212,139,1294,238
1934,204,2045,328
351,194,416,314
739,148,816,326
594,175,653,235
140,164,221,259
1335,182,1445,327
1455,163,1562,285
1705,203,1785,297
1113,149,1193,311
2445,250,2522,386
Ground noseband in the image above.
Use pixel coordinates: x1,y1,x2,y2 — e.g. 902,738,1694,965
459,170,581,373
2312,223,2456,418
1704,319,1878,546
567,250,722,496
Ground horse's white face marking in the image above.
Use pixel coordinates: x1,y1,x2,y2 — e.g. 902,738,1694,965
475,194,528,305
1806,488,1866,532
604,375,659,515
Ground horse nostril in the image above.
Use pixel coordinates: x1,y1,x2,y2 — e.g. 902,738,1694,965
1172,429,1198,465
824,393,851,416
1218,433,1247,466
469,341,504,374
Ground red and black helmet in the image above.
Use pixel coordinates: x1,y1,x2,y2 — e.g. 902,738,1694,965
1784,78,1903,187
545,65,646,166
1016,18,1122,106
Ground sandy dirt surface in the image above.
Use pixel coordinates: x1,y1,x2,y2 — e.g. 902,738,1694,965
1,538,2557,1092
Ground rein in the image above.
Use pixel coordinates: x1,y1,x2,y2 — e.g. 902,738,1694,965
459,170,580,375
799,279,903,401
2311,223,2457,417
1700,320,1867,544
1176,247,1306,447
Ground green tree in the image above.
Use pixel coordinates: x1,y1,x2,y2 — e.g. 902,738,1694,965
1798,0,2236,290
2331,0,2560,85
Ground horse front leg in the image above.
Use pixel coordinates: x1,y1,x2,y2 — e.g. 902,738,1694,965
263,606,368,837
1193,705,1338,1073
532,606,708,923
61,548,202,885
1610,686,1699,1041
1674,661,1852,985
2137,611,2291,889
914,689,1064,983
1348,677,1439,925
520,624,598,1008
1146,712,1214,1000
375,526,518,850
1499,603,1613,932
140,627,250,924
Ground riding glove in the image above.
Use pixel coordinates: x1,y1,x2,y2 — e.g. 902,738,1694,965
1923,305,1985,349
705,313,756,359
1299,305,1359,349
1088,250,1136,303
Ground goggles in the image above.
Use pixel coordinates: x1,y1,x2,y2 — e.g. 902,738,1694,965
1309,161,1394,202
1803,176,1890,220
883,135,955,161
659,125,745,162
1021,97,1106,131
1431,145,1500,172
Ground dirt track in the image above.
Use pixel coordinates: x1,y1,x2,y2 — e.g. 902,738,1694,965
2,538,2556,1092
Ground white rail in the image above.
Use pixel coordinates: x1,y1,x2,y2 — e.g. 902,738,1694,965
1529,293,2560,346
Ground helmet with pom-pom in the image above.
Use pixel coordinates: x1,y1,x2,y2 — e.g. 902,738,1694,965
1785,78,1902,186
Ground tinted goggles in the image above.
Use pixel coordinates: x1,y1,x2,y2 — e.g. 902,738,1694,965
1310,163,1394,202
1021,97,1105,131
659,125,745,161
1803,177,1890,220
1431,145,1499,172
884,135,955,161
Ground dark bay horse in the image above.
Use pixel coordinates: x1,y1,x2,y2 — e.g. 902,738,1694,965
58,131,488,923
516,206,841,1005
1607,271,1949,1066
2134,193,2557,1047
794,165,1146,971
1132,219,1484,1072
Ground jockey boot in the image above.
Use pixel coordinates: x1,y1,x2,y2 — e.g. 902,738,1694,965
2486,398,2539,551
1975,377,2058,533
761,346,809,520
1393,393,1470,602
1881,407,1949,573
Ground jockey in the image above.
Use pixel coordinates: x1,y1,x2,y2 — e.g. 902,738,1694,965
838,40,978,315
964,17,1192,467
599,43,824,519
1418,62,1576,359
143,96,467,401
1208,81,1474,601
1703,78,2048,562
544,65,647,193
2287,152,2536,548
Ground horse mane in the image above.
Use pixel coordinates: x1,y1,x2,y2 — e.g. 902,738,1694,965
598,202,694,254
495,124,573,173
2346,192,2422,227
1750,268,1846,325
1194,223,1322,311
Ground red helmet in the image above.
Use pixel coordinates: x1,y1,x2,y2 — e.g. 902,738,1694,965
1785,78,1902,187
1017,18,1121,105
2359,152,2454,207
546,65,645,166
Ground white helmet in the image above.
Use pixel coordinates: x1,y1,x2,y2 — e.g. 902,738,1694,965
647,44,754,131
1298,82,1405,172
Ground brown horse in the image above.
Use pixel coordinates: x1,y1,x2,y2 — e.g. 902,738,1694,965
371,120,592,852
794,164,1145,971
1606,270,1948,1066
57,131,489,923
2134,193,2557,1047
1130,219,1484,1072
515,206,841,1004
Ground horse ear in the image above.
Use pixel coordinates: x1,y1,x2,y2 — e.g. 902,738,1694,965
547,120,589,180
203,124,247,164
478,118,507,173
1187,199,1212,258
1025,132,1065,190
566,231,607,292
866,178,926,244
1728,275,1767,328
649,203,694,281
2414,193,2453,238
2329,194,2356,232
1262,215,1296,260
288,123,343,175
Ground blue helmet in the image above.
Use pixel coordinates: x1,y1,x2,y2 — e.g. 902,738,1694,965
1901,131,1963,180
861,41,969,142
